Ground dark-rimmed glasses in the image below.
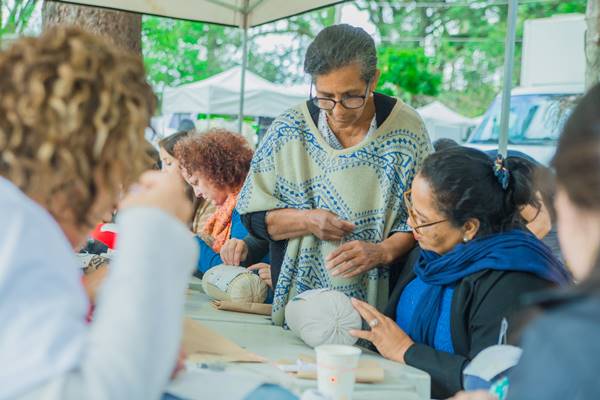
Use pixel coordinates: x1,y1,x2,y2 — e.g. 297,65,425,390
309,81,371,111
403,189,448,234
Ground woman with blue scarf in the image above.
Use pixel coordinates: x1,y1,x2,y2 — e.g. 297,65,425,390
350,147,570,399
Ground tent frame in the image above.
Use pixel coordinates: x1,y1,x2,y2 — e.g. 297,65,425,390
238,0,250,132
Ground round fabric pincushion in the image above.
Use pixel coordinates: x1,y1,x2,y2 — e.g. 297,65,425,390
285,289,362,348
202,264,268,303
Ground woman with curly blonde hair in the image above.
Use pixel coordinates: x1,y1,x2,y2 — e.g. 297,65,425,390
0,27,198,399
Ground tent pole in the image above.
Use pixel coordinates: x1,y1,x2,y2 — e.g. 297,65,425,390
498,0,518,158
238,0,250,134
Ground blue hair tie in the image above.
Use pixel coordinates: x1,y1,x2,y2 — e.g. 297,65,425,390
494,154,510,190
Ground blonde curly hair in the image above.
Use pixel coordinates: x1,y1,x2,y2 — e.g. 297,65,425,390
0,26,156,226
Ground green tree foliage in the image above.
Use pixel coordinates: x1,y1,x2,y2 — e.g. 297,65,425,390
0,0,37,39
377,47,441,106
2,0,588,117
247,7,336,84
142,7,336,93
140,0,585,117
356,0,586,116
142,17,241,92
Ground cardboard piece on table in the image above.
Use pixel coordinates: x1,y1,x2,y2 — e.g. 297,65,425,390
182,318,266,363
212,300,272,316
277,354,385,383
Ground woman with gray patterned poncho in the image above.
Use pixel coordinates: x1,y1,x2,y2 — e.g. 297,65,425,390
236,24,432,326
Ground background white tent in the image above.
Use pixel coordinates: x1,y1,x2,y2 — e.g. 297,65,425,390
417,101,478,143
162,66,308,118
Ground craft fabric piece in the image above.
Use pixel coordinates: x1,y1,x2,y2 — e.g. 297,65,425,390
182,319,265,363
285,289,362,348
463,344,522,389
212,300,272,316
202,265,268,303
238,101,431,325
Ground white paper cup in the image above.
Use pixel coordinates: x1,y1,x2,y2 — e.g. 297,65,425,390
315,344,362,400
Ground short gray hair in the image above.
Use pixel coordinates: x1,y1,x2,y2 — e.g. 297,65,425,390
304,24,377,83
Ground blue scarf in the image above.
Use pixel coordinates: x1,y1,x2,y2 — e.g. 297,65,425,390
408,229,570,346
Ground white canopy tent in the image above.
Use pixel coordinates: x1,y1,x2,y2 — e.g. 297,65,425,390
417,101,478,143
162,66,309,118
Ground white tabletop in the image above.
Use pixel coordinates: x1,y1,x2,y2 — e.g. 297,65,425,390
182,285,431,400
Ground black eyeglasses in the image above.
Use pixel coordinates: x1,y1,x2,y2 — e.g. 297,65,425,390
309,81,371,111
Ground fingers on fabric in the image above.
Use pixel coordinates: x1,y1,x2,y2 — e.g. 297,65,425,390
247,263,272,288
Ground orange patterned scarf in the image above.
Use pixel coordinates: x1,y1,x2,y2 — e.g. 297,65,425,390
202,192,238,253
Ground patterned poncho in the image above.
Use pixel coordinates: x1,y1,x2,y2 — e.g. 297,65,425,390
237,100,432,325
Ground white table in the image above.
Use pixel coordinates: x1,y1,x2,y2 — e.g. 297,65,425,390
182,286,431,400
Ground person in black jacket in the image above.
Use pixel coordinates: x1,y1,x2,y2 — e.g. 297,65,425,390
452,82,600,400
349,146,570,399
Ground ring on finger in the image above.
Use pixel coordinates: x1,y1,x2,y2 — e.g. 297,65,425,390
369,318,380,328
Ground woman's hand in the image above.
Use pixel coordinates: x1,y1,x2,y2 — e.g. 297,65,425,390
450,391,498,400
220,238,248,265
247,263,273,288
305,209,355,241
326,240,385,278
349,298,414,363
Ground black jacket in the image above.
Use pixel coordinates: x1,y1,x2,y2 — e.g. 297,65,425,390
384,248,556,399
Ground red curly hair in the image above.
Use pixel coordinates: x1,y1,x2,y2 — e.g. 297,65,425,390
174,128,253,191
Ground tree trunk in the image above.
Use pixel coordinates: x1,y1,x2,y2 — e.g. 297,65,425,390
42,0,142,54
586,0,600,88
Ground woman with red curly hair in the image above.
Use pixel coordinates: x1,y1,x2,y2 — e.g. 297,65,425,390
175,128,267,273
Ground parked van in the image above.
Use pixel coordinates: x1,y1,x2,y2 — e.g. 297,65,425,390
466,14,585,164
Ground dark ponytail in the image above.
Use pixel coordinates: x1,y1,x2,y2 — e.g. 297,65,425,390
419,147,533,237
506,155,558,222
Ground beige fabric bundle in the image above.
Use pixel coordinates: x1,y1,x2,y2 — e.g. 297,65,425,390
202,264,268,304
211,300,272,316
285,289,362,348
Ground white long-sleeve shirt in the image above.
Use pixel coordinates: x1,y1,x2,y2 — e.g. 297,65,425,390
0,177,198,400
